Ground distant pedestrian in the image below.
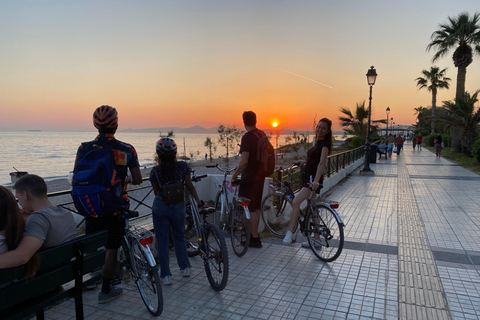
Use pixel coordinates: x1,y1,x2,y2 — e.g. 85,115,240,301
395,135,404,155
205,153,208,160
386,134,395,157
417,134,423,150
412,134,417,150
434,135,443,157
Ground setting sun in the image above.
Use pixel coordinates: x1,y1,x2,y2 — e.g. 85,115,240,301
272,122,278,128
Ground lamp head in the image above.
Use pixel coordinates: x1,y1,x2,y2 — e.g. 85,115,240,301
366,66,377,85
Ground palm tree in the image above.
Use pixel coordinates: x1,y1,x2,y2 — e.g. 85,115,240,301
339,102,383,144
413,106,431,132
427,12,480,151
438,90,480,155
415,67,450,133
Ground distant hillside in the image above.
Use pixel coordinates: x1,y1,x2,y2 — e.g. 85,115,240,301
121,126,316,134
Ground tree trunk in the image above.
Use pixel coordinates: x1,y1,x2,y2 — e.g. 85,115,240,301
451,66,467,152
455,66,467,101
431,89,437,134
451,126,462,152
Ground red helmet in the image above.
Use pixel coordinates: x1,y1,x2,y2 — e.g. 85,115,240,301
93,105,118,131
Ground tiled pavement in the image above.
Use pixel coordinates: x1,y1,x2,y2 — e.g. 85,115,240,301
46,145,480,319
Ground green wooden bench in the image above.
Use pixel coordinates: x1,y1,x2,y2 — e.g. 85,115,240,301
0,230,108,320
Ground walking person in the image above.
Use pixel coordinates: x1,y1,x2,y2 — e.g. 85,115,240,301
73,105,142,304
417,133,423,150
149,138,205,285
395,134,404,155
434,134,443,157
412,133,417,150
231,111,267,248
386,134,395,158
283,118,333,246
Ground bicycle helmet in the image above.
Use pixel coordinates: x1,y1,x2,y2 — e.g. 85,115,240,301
93,105,118,131
156,137,177,156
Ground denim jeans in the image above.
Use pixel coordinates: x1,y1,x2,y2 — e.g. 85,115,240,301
152,195,191,278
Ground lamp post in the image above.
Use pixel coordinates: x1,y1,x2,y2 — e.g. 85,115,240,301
386,107,390,136
360,66,378,175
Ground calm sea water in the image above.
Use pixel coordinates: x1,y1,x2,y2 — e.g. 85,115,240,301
1,131,317,185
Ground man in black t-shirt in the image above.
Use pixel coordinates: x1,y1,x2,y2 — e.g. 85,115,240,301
231,111,265,248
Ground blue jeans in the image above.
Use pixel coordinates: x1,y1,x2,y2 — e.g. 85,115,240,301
152,195,190,278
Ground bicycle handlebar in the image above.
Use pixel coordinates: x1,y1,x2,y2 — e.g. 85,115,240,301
206,163,237,173
275,161,301,173
192,174,207,182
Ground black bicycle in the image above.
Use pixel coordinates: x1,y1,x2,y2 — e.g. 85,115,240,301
185,174,229,291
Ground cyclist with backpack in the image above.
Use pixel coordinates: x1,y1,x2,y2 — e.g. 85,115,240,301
231,111,274,249
283,118,333,245
72,105,142,304
149,138,205,285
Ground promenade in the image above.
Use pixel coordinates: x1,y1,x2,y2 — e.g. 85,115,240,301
46,145,480,319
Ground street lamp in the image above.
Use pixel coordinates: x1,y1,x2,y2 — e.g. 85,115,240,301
386,107,390,136
360,66,378,175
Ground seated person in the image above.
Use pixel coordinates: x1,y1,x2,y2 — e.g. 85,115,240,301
377,140,387,159
0,174,77,269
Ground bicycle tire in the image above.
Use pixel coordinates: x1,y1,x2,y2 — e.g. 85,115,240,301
230,203,251,257
305,204,344,262
214,191,224,227
203,223,229,291
261,192,297,237
130,238,163,316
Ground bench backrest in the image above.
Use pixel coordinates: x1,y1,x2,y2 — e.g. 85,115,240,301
0,231,107,312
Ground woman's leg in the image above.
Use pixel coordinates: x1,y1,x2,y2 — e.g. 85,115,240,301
152,196,172,278
287,187,312,232
170,203,191,270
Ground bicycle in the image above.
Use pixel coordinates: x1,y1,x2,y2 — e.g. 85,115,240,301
207,163,252,257
184,174,230,291
114,209,163,316
260,162,300,237
262,168,345,262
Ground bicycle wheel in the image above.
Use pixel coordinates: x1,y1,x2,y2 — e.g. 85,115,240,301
261,192,296,237
130,238,163,316
230,203,251,257
305,204,344,262
203,223,229,291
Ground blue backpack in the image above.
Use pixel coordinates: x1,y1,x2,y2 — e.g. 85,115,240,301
71,141,123,217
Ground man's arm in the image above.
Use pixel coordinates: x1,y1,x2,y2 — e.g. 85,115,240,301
130,167,142,185
0,236,43,268
231,151,249,182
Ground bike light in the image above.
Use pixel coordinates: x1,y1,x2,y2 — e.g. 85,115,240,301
330,203,339,209
242,201,250,207
140,236,153,246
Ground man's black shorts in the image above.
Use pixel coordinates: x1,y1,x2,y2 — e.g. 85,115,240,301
85,214,125,249
239,177,265,211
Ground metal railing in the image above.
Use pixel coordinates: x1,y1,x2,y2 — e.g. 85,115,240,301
48,146,364,219
274,146,365,193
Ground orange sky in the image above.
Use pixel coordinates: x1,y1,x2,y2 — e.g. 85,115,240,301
1,1,479,133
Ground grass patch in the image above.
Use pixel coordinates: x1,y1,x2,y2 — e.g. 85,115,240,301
425,146,480,174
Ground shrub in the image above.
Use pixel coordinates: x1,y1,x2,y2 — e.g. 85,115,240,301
425,134,437,146
350,136,364,148
472,139,480,163
442,134,451,148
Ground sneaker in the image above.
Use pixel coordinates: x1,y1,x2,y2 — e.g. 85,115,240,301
161,275,172,285
98,286,123,304
283,231,293,244
182,268,191,277
249,236,262,248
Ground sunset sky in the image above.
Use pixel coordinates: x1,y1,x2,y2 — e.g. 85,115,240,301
1,1,479,133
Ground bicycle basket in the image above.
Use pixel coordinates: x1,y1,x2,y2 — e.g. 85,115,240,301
131,226,155,246
316,198,339,209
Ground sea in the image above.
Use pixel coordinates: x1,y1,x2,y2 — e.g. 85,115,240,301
1,131,323,186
